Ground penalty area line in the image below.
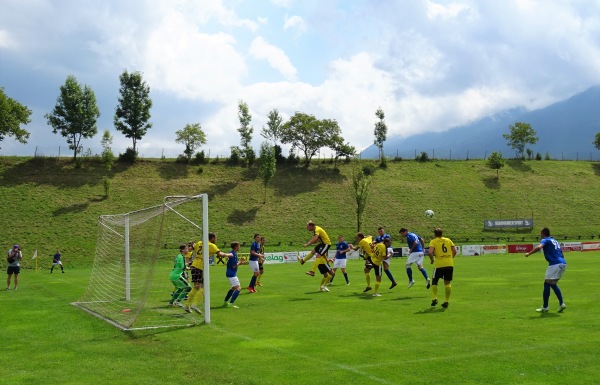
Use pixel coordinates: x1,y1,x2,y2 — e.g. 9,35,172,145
208,324,395,385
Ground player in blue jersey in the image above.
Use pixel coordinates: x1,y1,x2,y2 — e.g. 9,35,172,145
399,228,431,289
247,234,263,293
374,227,398,289
50,249,64,273
525,227,567,313
224,242,246,308
329,235,351,285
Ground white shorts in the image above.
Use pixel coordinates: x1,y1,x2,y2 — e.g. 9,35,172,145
406,252,425,266
333,259,347,269
52,261,63,266
545,264,566,280
249,260,260,273
228,276,240,287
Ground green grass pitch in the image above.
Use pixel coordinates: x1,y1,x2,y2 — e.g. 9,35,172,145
3,252,599,385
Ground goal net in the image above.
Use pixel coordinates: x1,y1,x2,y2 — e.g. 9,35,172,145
72,194,211,331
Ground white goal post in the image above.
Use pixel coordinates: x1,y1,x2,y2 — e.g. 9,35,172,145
72,194,210,331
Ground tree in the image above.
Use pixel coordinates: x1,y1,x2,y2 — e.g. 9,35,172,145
0,88,31,148
502,122,538,159
114,70,152,154
101,130,116,171
374,108,387,165
261,108,283,145
237,100,254,165
261,108,284,163
486,151,505,179
258,141,276,204
352,162,371,232
280,112,341,167
330,134,356,169
594,132,600,152
175,123,207,162
45,75,100,160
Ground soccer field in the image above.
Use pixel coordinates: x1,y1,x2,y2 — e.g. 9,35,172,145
2,252,599,385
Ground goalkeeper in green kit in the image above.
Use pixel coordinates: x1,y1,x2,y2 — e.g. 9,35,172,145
169,244,192,307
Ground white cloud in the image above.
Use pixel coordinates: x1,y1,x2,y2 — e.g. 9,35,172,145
0,30,16,49
426,0,473,20
284,15,306,34
249,37,297,80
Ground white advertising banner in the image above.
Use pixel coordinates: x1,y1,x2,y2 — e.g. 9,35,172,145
462,245,482,256
262,252,287,264
560,242,582,252
582,242,600,252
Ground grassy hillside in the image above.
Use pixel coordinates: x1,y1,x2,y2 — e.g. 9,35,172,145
1,156,599,267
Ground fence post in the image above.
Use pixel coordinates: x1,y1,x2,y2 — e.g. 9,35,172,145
34,146,38,157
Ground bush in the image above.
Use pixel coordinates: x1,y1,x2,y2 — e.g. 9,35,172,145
362,163,376,176
212,156,220,164
244,148,256,166
175,154,189,164
228,147,241,165
196,166,203,175
274,145,285,164
194,150,208,164
102,176,111,198
535,153,542,161
119,148,138,163
379,156,388,169
417,151,430,162
393,156,403,162
287,152,300,165
544,152,552,160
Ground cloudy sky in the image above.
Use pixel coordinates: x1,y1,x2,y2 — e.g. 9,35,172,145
1,0,600,158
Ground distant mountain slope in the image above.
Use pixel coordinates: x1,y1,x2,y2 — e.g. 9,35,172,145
361,86,600,160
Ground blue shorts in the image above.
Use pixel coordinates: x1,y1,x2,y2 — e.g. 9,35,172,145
7,266,20,275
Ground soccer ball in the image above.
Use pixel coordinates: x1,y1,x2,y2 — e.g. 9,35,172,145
425,209,434,218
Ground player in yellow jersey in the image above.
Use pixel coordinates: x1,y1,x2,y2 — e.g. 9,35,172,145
428,228,457,308
256,236,266,286
184,232,233,314
370,238,391,297
299,220,334,292
349,232,375,293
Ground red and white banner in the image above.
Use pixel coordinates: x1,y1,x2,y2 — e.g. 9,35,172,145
582,242,600,252
508,244,534,253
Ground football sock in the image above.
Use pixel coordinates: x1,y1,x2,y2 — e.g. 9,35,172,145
420,267,429,280
432,285,438,299
230,289,240,303
365,273,371,287
170,288,183,303
249,275,257,288
325,274,333,285
186,288,197,306
550,283,563,305
321,276,327,286
444,284,451,302
177,286,191,301
374,282,380,294
406,267,413,282
330,273,335,283
310,259,319,273
343,272,349,283
385,269,395,282
257,274,262,283
543,282,551,308
192,287,204,306
224,289,234,302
